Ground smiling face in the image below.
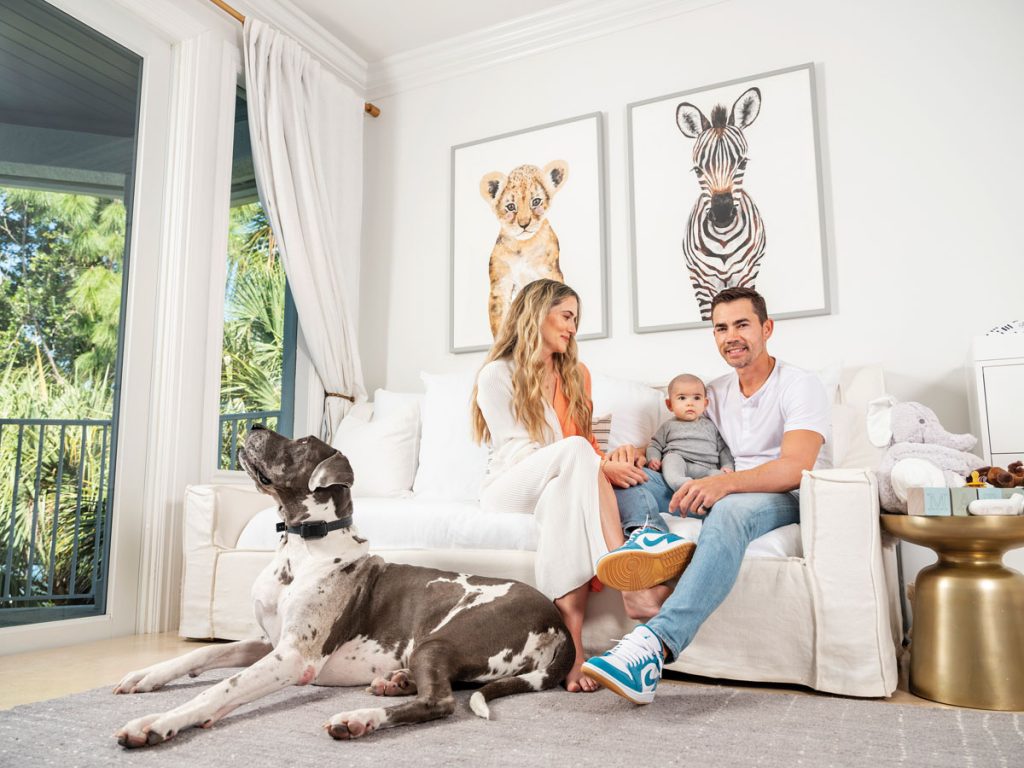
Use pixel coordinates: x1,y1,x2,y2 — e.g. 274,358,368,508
666,378,708,422
712,298,773,370
539,295,578,357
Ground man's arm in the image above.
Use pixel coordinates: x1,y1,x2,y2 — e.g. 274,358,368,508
670,429,823,515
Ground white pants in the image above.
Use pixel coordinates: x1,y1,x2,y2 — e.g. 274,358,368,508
480,436,607,600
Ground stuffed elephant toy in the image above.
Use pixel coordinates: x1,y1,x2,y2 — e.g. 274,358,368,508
868,397,986,513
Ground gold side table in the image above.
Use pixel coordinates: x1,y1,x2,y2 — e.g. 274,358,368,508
881,514,1024,711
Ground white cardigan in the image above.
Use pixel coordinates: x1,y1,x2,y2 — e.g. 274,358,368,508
475,359,566,486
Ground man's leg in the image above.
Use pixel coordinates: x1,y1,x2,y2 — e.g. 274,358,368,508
612,469,673,533
600,470,693,591
646,491,800,661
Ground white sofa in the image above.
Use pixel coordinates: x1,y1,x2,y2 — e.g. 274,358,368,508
179,366,902,698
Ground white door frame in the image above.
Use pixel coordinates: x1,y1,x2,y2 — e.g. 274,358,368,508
0,0,239,654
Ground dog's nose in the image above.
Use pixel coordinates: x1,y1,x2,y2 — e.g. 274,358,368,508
251,423,266,431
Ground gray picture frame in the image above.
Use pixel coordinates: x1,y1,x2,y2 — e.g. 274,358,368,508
449,112,609,354
627,62,831,333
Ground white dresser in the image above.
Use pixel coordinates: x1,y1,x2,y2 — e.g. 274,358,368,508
969,335,1024,466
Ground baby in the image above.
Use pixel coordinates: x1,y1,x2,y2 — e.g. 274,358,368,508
646,373,734,491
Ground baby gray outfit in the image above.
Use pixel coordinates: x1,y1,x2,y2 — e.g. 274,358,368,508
646,416,734,491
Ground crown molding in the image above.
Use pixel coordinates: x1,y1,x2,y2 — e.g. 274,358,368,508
236,0,369,94
365,0,728,101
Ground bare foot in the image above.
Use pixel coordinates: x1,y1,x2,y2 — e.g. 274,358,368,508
622,584,672,621
565,660,599,692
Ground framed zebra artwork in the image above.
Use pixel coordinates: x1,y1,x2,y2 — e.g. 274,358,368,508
628,63,831,332
449,112,609,353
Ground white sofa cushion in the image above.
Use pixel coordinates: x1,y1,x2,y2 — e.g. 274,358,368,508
591,374,665,450
332,401,418,497
235,500,801,559
412,371,489,501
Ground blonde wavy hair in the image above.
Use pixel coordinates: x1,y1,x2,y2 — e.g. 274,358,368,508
472,279,592,445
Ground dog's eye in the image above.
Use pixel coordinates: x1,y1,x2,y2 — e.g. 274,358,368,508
257,470,272,485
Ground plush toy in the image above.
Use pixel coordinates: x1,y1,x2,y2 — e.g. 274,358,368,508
867,397,986,513
977,463,1024,488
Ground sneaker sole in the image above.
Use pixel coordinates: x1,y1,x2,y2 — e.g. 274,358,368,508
596,541,696,591
581,662,655,705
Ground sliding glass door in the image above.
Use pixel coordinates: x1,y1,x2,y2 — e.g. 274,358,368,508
0,0,141,626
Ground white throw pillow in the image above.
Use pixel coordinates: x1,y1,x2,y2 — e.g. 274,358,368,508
816,363,842,404
833,402,884,471
413,371,489,501
373,389,423,423
332,401,418,498
591,374,664,450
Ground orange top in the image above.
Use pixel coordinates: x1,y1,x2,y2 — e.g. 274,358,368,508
552,363,603,458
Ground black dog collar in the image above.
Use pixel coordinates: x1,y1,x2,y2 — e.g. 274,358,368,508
275,515,353,539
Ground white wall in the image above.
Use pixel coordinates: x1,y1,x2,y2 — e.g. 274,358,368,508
361,0,1024,439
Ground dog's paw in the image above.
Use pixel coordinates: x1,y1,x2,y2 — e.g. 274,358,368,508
367,669,415,697
324,707,386,740
115,714,176,748
113,663,176,694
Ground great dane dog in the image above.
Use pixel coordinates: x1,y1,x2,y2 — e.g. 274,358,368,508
114,426,573,747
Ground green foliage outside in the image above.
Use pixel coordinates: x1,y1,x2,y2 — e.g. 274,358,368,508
0,188,285,615
0,187,123,612
218,202,286,467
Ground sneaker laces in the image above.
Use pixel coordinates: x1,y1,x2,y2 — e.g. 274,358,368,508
607,631,658,666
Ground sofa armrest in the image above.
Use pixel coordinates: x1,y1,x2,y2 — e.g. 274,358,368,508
799,468,899,696
179,483,269,638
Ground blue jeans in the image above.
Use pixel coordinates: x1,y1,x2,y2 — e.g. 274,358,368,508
614,470,800,662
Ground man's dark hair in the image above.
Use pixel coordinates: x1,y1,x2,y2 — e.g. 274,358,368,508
710,287,768,324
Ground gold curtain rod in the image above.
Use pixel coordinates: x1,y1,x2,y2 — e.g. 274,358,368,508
210,0,380,118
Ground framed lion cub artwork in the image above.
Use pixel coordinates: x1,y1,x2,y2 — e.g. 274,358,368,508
450,112,609,353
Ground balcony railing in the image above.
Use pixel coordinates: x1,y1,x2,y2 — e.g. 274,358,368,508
218,410,280,471
0,418,112,626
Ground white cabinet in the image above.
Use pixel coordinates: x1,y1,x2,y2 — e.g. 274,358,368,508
969,335,1024,465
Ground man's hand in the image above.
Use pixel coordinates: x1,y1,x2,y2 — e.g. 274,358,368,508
601,460,649,489
669,474,736,516
648,458,662,471
607,444,647,468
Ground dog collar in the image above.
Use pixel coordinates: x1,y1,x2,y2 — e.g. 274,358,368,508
275,515,353,539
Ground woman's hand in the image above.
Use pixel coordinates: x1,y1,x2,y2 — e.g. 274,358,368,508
601,459,649,488
607,444,647,468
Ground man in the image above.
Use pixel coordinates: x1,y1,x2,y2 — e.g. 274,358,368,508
581,286,831,704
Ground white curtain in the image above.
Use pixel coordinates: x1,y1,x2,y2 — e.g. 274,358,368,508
243,17,366,441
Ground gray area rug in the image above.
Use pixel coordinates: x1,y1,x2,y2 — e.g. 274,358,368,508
1,671,1022,767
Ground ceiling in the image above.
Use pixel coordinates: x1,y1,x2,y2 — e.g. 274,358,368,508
289,0,567,62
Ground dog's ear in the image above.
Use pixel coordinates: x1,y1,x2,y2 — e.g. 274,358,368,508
309,452,354,492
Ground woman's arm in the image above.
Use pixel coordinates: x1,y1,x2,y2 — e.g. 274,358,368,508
476,361,534,446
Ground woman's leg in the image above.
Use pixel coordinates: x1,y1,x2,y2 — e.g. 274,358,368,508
554,583,599,692
598,470,626,550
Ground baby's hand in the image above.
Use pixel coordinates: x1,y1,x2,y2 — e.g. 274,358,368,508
648,459,661,471
722,467,734,473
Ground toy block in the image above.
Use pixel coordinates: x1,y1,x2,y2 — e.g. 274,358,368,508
978,487,1005,501
950,487,978,516
906,486,952,516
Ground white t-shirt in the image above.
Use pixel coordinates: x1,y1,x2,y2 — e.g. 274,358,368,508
706,359,832,472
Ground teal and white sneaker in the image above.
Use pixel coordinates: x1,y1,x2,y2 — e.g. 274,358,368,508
582,624,664,705
596,527,695,591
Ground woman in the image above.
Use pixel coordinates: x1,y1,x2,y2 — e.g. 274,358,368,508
471,279,648,692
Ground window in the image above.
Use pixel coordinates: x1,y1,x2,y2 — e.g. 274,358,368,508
0,0,140,624
216,91,297,470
